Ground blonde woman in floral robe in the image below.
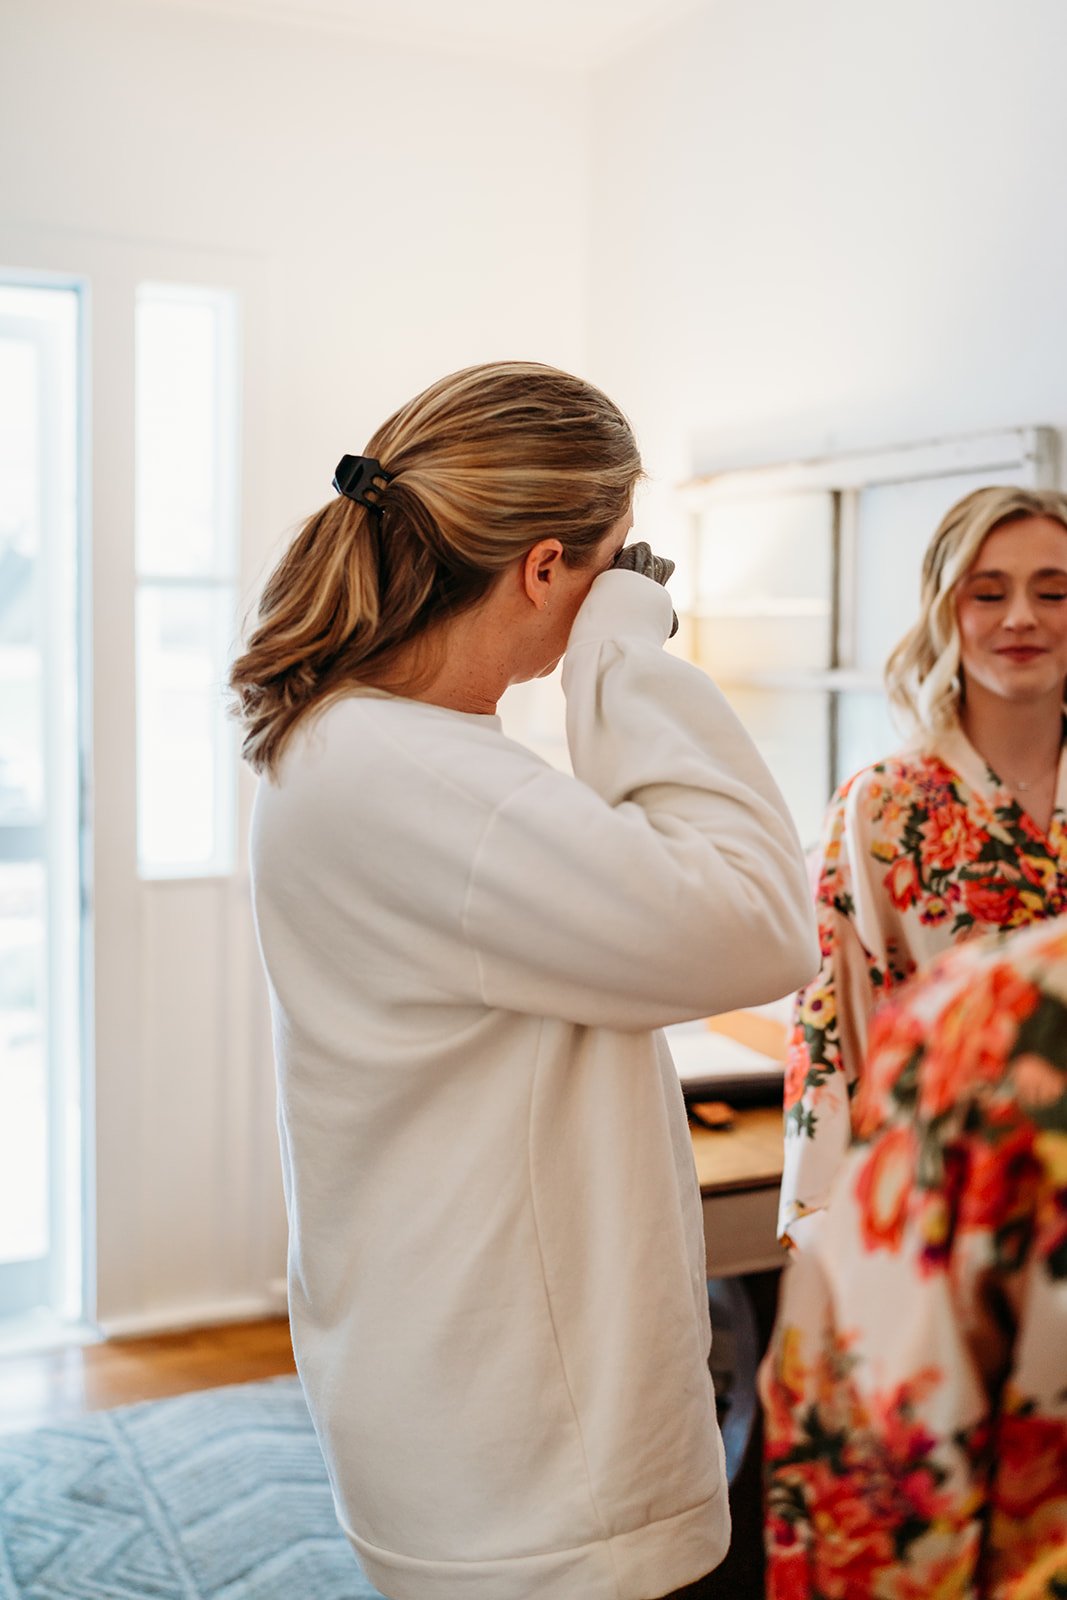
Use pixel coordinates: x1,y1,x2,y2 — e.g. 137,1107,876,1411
761,913,1067,1599
780,487,1067,1241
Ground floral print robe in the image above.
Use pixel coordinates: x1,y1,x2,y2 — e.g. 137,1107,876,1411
779,725,1067,1241
761,914,1067,1599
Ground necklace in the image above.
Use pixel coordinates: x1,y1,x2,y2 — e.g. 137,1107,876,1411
1005,761,1058,792
967,717,1065,796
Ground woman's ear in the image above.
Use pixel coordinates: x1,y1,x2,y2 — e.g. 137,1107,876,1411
522,539,565,609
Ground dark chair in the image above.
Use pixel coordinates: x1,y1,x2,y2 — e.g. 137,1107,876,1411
707,1274,760,1483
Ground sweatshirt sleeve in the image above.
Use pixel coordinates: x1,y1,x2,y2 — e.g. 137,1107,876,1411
462,568,819,1031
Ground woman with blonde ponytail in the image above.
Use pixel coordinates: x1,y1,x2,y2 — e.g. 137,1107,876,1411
233,362,817,1600
778,483,1067,1245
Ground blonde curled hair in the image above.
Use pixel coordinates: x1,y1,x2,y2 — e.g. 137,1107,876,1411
230,361,642,774
885,484,1067,737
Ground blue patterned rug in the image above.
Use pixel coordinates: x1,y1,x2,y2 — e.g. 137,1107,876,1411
0,1376,385,1599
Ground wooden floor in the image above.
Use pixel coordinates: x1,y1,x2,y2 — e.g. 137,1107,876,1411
0,1318,296,1437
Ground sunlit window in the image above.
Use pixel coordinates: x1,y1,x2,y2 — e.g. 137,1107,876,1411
0,279,81,1319
135,285,239,877
680,430,1056,846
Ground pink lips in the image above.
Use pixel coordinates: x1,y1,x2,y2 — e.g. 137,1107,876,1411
996,646,1047,662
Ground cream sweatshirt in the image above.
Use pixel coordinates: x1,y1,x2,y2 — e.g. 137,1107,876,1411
250,568,818,1600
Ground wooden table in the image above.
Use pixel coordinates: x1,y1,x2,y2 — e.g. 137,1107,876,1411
691,1106,786,1278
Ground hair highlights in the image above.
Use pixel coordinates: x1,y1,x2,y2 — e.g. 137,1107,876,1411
230,361,642,773
884,484,1067,737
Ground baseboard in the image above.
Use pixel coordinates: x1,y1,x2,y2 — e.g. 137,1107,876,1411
96,1291,287,1340
265,1275,288,1308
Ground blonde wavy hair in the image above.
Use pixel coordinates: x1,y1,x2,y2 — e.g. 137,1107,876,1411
230,361,642,775
885,484,1067,737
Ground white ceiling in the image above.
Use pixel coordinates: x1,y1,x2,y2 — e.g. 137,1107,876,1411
134,0,708,70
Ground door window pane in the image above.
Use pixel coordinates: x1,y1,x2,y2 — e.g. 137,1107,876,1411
136,585,236,874
0,862,48,1263
0,336,44,823
135,285,239,877
0,280,81,1320
136,291,236,579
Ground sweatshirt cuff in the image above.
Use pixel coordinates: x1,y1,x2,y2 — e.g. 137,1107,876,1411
567,567,674,651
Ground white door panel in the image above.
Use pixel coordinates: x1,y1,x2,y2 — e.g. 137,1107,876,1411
0,231,286,1335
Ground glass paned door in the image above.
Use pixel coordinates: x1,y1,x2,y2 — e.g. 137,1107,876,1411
134,285,239,878
0,283,82,1322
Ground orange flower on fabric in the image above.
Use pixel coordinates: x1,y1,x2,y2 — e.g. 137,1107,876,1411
958,1117,1038,1233
809,1473,898,1596
885,855,922,910
1019,850,1058,893
992,1415,1067,1522
861,779,890,821
962,874,1023,926
766,1543,810,1600
784,1037,809,1112
920,804,972,875
874,798,910,856
772,913,1067,1600
855,998,924,1139
854,1124,915,1251
1013,1053,1066,1109
918,963,1041,1120
779,741,1067,1246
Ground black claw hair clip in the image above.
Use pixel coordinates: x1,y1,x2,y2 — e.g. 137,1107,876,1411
333,454,394,509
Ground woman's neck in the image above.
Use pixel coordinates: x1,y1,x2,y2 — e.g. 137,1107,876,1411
373,610,508,716
959,684,1064,788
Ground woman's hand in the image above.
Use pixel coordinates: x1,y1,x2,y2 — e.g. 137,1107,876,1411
613,541,679,636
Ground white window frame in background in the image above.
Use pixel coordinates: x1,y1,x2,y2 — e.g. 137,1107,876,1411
134,283,241,880
0,272,87,1331
0,225,281,1342
679,427,1058,805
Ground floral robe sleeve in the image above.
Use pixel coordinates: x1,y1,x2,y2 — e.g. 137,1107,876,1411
779,778,887,1239
779,730,1067,1241
761,916,1067,1600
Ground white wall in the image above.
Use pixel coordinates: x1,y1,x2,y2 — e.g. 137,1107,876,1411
10,0,1067,1332
587,0,1067,547
0,0,591,1329
2,0,592,529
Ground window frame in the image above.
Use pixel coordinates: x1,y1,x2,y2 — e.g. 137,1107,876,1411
0,274,86,1325
679,427,1058,801
133,282,242,882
